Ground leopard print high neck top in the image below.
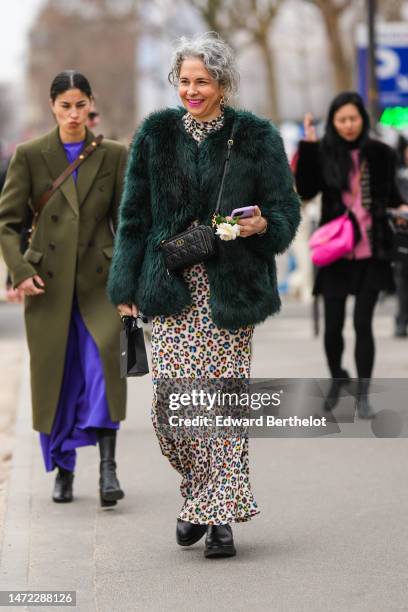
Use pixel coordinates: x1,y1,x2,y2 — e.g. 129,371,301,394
182,111,225,144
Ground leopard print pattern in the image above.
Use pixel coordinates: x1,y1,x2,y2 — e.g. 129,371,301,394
151,263,259,525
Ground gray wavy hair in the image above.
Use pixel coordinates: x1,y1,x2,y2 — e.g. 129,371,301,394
168,32,239,98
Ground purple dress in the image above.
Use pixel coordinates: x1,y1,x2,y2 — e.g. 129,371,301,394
40,141,119,473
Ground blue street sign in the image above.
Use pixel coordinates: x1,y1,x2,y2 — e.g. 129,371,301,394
356,23,408,108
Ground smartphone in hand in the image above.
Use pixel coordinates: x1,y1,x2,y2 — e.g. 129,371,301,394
230,205,256,219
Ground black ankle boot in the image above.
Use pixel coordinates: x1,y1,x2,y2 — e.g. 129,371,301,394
324,369,350,411
356,379,376,419
52,467,74,503
176,519,207,546
204,525,236,558
97,430,124,507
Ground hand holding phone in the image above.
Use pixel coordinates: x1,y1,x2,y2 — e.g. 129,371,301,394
229,205,267,238
230,205,256,219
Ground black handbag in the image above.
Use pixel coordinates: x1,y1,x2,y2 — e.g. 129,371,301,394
119,316,149,377
160,225,215,272
160,122,236,273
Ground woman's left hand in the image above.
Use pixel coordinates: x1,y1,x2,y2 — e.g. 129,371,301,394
236,205,267,238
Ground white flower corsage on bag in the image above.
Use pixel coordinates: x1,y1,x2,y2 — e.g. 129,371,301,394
213,215,241,241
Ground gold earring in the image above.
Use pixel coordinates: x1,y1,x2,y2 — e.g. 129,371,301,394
220,96,225,109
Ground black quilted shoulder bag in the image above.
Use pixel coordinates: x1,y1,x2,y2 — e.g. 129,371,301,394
160,122,236,273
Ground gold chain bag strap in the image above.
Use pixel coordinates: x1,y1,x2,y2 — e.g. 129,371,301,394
29,134,104,240
160,122,236,273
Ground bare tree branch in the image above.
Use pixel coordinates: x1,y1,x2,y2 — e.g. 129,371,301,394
304,0,354,90
335,0,354,16
378,0,405,20
174,0,285,120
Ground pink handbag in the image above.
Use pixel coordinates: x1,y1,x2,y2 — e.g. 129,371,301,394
309,213,354,267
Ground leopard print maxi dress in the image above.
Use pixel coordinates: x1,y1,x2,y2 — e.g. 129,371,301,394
150,112,259,525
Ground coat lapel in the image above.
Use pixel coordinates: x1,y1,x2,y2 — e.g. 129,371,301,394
41,127,79,215
76,129,105,206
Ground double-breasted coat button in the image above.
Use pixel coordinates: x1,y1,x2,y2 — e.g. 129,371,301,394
88,240,95,247
51,214,59,223
46,271,53,279
96,266,103,274
49,242,56,250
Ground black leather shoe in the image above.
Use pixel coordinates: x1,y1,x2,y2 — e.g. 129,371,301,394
204,525,236,558
52,467,74,503
176,519,207,546
98,430,124,507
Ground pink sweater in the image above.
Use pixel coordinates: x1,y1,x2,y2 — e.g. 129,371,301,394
342,149,372,259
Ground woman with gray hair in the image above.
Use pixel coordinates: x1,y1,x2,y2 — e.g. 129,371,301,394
109,32,300,557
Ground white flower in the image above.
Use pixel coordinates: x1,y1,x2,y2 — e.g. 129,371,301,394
215,222,241,241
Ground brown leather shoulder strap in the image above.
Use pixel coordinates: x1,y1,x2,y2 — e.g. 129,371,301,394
31,134,104,230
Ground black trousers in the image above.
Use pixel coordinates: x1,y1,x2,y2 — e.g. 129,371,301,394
323,290,379,379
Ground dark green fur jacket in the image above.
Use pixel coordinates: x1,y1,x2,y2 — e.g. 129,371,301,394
108,106,301,329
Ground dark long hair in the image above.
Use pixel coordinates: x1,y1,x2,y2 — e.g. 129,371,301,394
320,91,370,191
50,70,92,102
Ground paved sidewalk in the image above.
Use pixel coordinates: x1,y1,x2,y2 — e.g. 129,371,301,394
1,301,408,611
0,304,25,551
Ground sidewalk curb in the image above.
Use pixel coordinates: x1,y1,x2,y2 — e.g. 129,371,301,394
0,346,34,590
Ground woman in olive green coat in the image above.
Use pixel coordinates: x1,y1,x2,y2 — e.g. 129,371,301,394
0,71,126,506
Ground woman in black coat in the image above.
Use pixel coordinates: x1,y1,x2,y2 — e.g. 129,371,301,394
295,91,406,418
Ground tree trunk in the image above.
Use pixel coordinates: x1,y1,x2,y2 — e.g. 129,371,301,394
319,5,352,92
256,32,280,123
379,0,403,20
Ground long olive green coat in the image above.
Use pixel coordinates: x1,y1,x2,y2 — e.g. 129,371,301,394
0,127,127,433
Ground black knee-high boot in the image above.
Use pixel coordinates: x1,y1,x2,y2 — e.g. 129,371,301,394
97,429,124,507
